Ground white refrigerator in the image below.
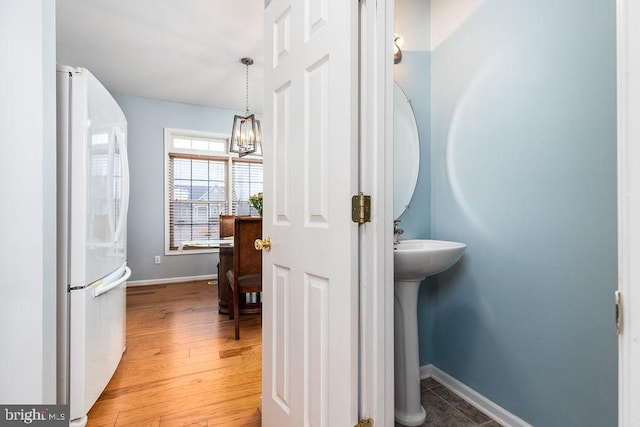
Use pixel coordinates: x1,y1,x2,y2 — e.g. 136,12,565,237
56,65,131,427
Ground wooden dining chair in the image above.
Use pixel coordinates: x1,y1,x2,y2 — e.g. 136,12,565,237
219,214,235,239
226,216,262,340
216,215,237,314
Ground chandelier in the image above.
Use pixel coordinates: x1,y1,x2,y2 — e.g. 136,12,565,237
229,57,262,157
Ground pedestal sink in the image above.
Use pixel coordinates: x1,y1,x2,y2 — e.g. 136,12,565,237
394,239,466,426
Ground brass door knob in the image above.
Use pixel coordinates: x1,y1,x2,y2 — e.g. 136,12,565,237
254,237,271,252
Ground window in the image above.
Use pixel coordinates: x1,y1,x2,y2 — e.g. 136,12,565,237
165,128,263,253
232,159,263,215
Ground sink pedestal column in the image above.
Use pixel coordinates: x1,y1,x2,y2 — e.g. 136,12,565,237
394,279,427,426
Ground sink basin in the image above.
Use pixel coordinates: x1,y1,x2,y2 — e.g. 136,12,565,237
393,239,466,426
394,239,467,281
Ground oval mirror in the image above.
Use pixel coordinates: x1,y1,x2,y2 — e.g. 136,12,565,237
394,82,420,219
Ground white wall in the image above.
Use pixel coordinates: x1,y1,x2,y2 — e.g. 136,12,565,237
395,0,430,52
0,0,57,403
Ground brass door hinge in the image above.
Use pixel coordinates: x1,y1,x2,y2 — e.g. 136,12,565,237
615,290,622,335
352,193,371,224
355,418,373,427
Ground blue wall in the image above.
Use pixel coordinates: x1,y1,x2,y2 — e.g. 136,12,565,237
394,0,431,240
420,0,618,425
395,51,431,239
115,95,247,281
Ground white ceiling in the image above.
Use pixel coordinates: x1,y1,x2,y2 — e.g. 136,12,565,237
56,0,265,113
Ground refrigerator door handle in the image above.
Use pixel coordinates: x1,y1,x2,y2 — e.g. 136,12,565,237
94,266,131,297
106,128,116,242
113,128,130,244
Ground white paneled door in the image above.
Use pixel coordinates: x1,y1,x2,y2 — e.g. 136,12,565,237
618,0,640,425
261,0,360,426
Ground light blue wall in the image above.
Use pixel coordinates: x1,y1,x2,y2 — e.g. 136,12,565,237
423,0,617,426
395,52,431,239
115,95,247,282
394,0,431,239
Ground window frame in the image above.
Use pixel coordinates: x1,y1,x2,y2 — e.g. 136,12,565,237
164,127,262,255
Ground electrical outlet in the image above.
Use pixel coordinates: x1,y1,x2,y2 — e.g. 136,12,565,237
154,255,161,265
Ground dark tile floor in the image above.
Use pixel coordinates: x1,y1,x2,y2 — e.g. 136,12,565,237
395,378,502,427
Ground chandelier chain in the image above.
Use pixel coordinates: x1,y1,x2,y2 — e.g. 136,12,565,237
245,61,250,114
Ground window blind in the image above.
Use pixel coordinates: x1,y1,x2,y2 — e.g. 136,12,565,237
232,159,263,216
168,153,228,250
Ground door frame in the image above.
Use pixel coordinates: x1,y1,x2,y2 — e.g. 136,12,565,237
617,1,640,425
358,0,395,424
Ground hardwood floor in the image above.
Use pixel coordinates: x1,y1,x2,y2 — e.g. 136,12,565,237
86,280,262,427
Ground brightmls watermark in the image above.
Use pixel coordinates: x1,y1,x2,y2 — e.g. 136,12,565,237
0,406,68,426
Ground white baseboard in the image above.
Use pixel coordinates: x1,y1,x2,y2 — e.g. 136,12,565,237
420,364,532,427
127,274,217,287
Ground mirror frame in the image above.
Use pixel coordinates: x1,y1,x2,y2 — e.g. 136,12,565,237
393,81,420,219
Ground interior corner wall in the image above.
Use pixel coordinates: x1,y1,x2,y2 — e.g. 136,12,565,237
115,95,245,282
425,0,617,425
